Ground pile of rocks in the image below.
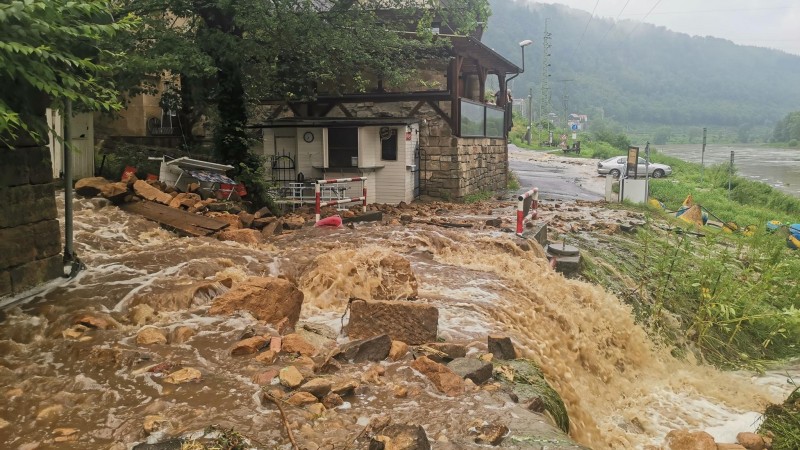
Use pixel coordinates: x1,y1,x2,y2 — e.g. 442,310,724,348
658,429,772,450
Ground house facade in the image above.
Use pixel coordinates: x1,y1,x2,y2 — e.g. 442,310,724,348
256,35,521,204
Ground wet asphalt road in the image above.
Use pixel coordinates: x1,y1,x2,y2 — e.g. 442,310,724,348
508,144,605,202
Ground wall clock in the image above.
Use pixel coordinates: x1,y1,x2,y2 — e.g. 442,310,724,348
303,131,314,143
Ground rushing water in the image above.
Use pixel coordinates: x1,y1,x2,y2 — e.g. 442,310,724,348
655,144,800,198
0,195,797,449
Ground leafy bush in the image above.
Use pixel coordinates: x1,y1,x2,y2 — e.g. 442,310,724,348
789,139,798,147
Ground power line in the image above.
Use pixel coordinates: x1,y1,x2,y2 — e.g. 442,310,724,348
625,0,664,37
599,0,631,43
574,0,600,50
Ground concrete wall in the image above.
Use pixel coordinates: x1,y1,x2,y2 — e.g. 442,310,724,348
0,143,62,298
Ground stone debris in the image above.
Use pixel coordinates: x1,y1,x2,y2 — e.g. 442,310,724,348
143,415,168,435
279,366,304,388
369,424,431,450
298,378,333,399
163,367,202,384
208,276,304,327
736,432,766,450
447,358,493,385
487,335,518,360
169,326,196,344
471,423,509,445
663,430,716,450
281,333,317,356
334,334,392,363
230,335,268,356
389,340,410,361
136,327,167,346
411,356,464,397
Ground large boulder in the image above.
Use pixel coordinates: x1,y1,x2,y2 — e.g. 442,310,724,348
208,277,304,327
75,177,110,197
133,180,173,205
347,300,437,345
168,192,202,209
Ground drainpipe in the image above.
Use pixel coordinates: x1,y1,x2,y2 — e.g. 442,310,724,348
62,100,84,277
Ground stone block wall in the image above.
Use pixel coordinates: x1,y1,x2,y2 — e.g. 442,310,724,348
417,110,508,200
0,144,62,298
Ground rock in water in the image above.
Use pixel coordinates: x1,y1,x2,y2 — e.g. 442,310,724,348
333,334,392,363
163,368,201,384
217,228,263,245
663,430,717,450
447,358,493,385
410,356,464,397
208,277,303,327
75,177,109,197
369,424,430,450
487,335,517,360
347,300,437,345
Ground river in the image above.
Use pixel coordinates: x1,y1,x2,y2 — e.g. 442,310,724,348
0,195,797,449
654,144,800,198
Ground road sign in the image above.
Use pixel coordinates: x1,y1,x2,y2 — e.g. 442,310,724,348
571,123,578,131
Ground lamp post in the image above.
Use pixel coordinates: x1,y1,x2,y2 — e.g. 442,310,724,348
505,39,532,143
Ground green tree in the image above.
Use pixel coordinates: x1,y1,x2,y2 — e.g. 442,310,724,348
0,0,136,143
652,126,672,145
773,111,800,143
112,0,490,169
687,126,703,144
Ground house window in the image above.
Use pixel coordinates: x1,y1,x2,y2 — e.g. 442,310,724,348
380,128,398,161
328,127,358,167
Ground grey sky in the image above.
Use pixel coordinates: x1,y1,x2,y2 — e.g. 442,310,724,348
531,0,800,55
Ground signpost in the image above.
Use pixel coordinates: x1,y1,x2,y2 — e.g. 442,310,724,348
626,146,640,178
728,151,734,198
701,127,707,183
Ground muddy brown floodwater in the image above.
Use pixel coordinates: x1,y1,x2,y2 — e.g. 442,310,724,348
0,195,796,449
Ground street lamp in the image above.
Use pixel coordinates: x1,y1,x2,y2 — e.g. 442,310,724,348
506,39,533,85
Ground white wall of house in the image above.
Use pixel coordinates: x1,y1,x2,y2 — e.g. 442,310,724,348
259,123,418,205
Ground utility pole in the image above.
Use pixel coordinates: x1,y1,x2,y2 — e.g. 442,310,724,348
539,19,552,146
701,127,707,183
558,79,574,131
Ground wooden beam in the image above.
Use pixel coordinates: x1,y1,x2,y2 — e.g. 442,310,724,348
318,102,338,117
450,56,463,137
261,91,451,106
477,64,487,103
119,201,230,237
427,101,452,129
287,103,303,117
409,101,425,117
268,104,287,120
337,104,353,118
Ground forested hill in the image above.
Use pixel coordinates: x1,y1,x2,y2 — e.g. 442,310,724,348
482,0,800,127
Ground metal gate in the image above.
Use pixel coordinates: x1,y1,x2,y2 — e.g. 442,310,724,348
270,153,296,184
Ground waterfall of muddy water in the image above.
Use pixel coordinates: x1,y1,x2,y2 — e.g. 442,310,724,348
0,195,795,449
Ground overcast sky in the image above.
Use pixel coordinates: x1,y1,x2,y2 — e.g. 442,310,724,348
532,0,800,55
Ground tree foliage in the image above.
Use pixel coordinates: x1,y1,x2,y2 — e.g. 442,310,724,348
0,0,137,142
772,111,800,143
111,0,490,168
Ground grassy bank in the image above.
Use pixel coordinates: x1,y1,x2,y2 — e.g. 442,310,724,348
556,152,800,369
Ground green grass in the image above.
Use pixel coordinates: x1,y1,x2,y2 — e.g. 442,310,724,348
647,151,800,227
463,190,495,203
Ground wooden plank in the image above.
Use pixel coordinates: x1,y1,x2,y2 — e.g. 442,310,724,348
119,201,230,237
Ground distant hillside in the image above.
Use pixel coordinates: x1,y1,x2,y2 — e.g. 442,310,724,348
483,0,800,127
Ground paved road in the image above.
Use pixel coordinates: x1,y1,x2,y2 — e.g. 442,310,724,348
509,144,605,202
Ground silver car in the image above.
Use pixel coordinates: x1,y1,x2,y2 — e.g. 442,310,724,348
597,156,672,178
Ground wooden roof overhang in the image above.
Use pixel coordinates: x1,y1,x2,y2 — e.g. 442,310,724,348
261,36,520,137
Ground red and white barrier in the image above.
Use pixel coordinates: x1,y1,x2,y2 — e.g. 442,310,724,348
516,188,539,235
315,177,368,222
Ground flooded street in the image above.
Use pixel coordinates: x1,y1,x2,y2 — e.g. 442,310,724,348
656,144,800,198
0,194,797,449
